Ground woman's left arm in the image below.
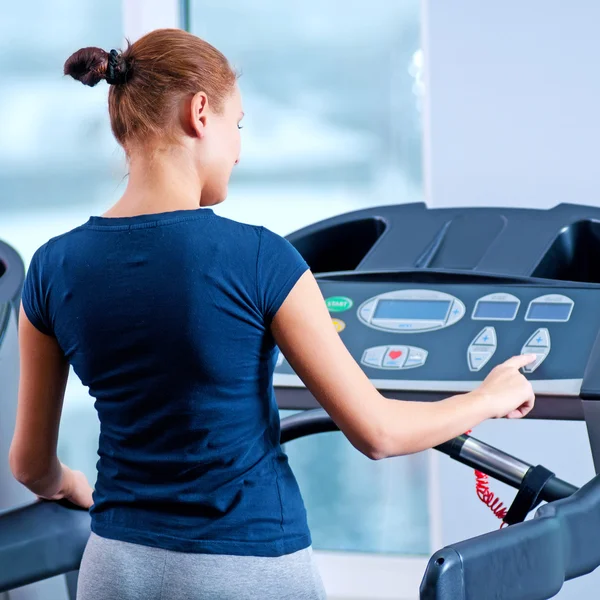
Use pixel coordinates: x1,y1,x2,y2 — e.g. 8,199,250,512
9,305,93,508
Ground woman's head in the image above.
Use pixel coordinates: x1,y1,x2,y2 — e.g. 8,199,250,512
64,29,242,206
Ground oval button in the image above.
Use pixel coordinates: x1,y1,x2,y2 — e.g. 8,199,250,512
332,318,346,333
326,296,354,312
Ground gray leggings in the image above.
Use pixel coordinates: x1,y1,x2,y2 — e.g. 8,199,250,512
76,532,327,600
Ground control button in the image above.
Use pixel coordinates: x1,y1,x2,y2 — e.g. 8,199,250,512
382,346,408,368
467,327,497,371
361,345,427,369
358,301,376,323
332,318,346,333
473,327,496,347
468,350,494,372
524,328,550,348
522,352,548,373
521,329,551,373
326,296,353,313
447,301,466,325
361,346,388,368
404,347,428,368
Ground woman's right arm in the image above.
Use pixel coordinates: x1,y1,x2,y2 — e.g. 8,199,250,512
271,271,536,460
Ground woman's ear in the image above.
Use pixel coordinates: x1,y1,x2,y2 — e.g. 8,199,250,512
189,91,209,139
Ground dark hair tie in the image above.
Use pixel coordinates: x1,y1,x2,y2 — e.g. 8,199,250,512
106,49,130,86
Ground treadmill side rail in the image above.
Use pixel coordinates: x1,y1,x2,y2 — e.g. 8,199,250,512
420,473,600,600
418,548,465,600
0,501,90,593
420,518,564,600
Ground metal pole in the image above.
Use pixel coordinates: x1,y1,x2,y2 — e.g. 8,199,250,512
280,409,578,502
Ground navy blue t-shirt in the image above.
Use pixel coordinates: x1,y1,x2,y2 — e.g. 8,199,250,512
21,207,312,557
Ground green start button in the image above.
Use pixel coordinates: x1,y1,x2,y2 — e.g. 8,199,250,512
325,296,353,312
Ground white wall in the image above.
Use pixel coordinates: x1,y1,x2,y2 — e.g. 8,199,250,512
423,1,600,597
122,0,179,43
424,0,600,210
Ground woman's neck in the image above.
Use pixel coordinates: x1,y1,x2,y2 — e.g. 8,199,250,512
104,149,203,218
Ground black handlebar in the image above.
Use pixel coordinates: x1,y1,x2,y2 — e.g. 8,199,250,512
280,409,578,504
435,434,578,502
280,408,339,444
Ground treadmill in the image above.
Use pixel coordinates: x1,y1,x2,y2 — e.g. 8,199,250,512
273,202,600,598
2,203,600,599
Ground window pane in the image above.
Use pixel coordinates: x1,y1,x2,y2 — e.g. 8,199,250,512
0,1,125,480
281,413,431,555
190,0,424,233
189,1,429,556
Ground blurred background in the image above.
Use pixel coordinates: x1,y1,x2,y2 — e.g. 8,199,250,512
4,1,600,598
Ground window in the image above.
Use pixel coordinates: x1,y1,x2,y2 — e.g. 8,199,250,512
188,0,430,557
189,0,424,233
281,416,431,555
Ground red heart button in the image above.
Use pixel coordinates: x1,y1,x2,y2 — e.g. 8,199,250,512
389,350,402,360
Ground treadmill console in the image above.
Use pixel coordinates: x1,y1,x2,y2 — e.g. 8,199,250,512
274,281,599,397
274,202,600,433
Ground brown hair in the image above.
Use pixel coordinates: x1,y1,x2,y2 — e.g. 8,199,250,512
64,28,237,152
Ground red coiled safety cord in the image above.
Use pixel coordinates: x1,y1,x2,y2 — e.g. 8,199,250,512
466,431,508,528
474,470,508,526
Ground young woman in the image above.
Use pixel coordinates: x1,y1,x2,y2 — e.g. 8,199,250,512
9,28,535,600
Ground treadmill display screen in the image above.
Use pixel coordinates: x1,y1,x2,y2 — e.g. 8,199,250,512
373,299,451,321
526,302,572,322
473,301,519,320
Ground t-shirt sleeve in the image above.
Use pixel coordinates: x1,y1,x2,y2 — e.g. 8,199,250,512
21,245,53,335
256,226,310,322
